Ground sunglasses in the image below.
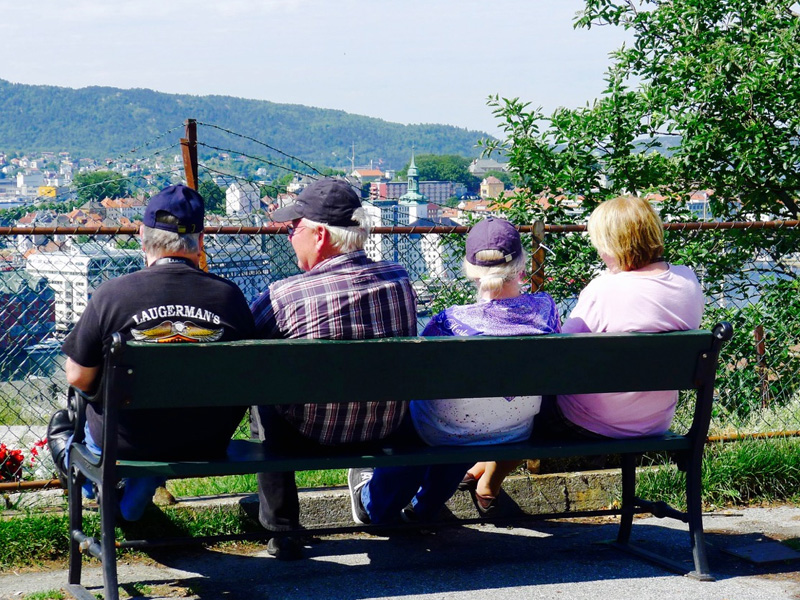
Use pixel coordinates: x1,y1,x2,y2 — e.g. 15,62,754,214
287,224,310,239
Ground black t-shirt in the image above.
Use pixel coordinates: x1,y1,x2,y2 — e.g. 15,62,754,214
62,258,255,460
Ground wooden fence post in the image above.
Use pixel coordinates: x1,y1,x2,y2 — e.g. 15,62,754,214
754,324,770,408
181,119,198,190
530,220,545,293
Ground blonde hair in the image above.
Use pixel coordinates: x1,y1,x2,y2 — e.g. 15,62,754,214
303,207,371,253
463,250,527,298
587,195,664,272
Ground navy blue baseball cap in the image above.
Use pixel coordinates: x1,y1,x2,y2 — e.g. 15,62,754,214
272,178,361,226
466,217,522,266
143,184,205,234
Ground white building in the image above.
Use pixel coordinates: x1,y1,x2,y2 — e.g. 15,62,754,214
404,217,461,283
226,182,260,216
100,197,147,221
204,215,272,303
16,170,44,197
25,244,142,331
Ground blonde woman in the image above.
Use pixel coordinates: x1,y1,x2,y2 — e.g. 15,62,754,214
348,217,560,523
545,195,704,439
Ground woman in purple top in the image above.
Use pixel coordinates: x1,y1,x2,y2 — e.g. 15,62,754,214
348,218,560,524
537,195,704,441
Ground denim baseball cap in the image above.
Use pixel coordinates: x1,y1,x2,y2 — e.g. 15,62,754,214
466,217,522,266
272,178,361,226
143,184,205,234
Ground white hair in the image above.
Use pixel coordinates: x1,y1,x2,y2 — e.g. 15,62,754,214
304,207,371,253
463,250,527,298
141,223,201,254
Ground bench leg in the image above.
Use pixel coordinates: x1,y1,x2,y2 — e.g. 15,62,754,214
616,453,636,544
99,479,121,600
607,452,715,581
686,456,713,581
67,466,83,586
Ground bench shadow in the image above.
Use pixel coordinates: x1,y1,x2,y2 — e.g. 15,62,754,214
100,505,800,600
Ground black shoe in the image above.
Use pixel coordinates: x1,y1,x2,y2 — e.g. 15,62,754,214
267,536,304,561
400,503,418,524
47,409,74,485
400,503,435,534
347,467,373,525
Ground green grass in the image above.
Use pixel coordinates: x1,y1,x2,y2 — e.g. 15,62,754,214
0,512,85,569
167,469,346,497
21,591,66,600
637,437,800,509
0,503,262,569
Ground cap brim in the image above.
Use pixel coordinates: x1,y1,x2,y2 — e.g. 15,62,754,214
271,204,303,223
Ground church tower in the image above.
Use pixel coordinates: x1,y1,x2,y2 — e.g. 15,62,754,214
398,148,428,223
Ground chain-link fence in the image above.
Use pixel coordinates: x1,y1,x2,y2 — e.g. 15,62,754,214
2,119,799,483
0,221,798,483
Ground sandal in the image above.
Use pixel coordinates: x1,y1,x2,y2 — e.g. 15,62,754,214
469,488,498,516
457,472,479,492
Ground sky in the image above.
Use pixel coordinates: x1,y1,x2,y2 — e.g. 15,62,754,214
1,0,630,136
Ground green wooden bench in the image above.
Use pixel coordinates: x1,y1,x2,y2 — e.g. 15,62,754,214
64,322,732,600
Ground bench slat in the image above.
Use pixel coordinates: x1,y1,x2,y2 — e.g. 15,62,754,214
115,330,715,409
114,435,692,478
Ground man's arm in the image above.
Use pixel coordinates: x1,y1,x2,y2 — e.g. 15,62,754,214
65,357,100,393
250,287,283,338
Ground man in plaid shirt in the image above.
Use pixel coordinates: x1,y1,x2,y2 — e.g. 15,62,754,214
250,178,417,559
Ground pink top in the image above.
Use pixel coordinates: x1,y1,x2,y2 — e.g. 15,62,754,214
558,264,704,438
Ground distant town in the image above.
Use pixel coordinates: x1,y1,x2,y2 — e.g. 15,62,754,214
0,147,530,353
0,146,719,361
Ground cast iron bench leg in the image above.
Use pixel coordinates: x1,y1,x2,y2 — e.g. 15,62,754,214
100,479,121,600
617,453,636,544
67,466,83,586
686,456,714,581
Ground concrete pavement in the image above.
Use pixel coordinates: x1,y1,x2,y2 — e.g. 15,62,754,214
2,477,799,600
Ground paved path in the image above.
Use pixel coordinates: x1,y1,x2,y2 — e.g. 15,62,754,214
2,506,799,599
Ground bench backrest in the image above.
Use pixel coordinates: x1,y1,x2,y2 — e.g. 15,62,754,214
105,325,732,411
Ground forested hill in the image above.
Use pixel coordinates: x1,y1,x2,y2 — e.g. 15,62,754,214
0,79,490,170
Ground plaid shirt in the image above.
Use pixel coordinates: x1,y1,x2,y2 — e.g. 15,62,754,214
251,250,417,444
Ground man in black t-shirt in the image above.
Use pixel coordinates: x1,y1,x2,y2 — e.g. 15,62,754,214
48,184,255,521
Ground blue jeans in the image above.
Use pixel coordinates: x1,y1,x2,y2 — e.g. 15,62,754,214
362,462,471,524
66,423,166,522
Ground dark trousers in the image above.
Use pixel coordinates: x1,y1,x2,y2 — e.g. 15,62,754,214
249,405,419,531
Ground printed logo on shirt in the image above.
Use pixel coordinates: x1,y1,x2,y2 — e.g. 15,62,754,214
131,320,224,343
131,305,222,326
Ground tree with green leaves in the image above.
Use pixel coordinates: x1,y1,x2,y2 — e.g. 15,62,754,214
482,0,800,221
198,180,226,215
478,0,800,418
73,171,130,203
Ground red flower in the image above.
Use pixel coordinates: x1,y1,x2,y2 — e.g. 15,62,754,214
0,443,25,481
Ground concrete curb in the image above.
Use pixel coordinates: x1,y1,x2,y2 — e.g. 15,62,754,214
165,469,624,527
3,469,625,525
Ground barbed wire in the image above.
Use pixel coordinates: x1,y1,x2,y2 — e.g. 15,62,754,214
190,123,503,219
196,122,323,176
197,142,315,180
110,125,185,163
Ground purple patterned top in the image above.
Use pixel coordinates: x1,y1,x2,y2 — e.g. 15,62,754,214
412,293,561,446
421,293,560,338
